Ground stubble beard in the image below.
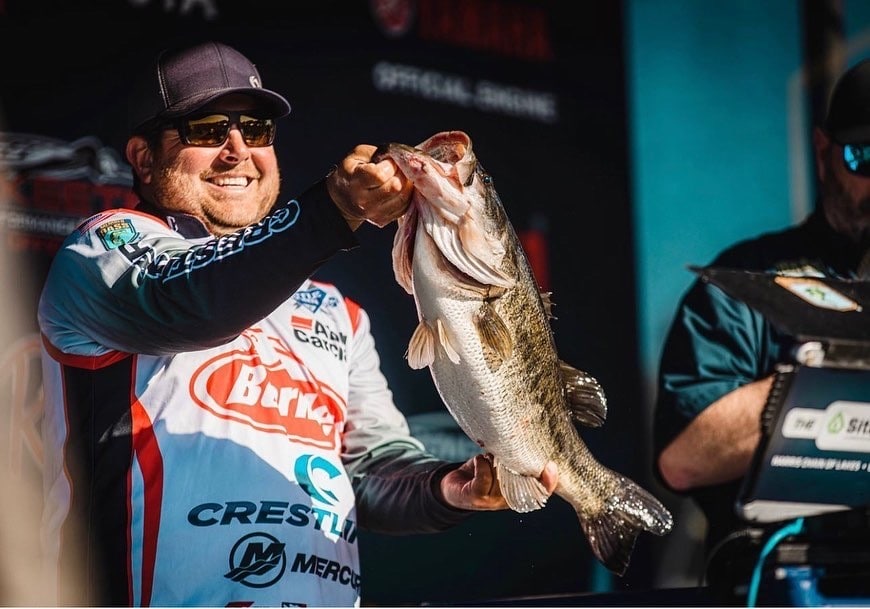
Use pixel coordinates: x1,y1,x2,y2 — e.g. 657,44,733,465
152,164,280,236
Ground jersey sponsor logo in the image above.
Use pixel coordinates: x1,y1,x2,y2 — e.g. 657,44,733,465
292,287,327,313
291,316,348,362
127,201,300,279
294,454,340,506
96,217,138,250
190,336,346,449
224,531,286,588
290,553,360,591
188,499,358,544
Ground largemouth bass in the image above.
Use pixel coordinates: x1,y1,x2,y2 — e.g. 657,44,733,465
383,130,673,575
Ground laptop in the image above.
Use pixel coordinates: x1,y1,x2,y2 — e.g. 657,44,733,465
690,266,870,523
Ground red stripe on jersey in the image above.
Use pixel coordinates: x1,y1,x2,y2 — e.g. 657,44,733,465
42,334,131,370
291,315,313,330
130,381,163,607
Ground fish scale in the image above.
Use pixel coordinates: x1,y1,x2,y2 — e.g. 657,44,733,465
384,130,673,576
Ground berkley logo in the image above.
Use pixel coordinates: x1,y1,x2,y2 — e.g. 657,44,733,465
189,342,346,449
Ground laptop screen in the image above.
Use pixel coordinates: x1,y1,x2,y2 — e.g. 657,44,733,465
736,364,870,523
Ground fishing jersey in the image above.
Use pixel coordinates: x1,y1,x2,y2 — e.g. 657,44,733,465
653,208,866,551
38,181,470,607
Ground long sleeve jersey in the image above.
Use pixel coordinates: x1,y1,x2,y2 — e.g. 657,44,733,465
37,181,470,607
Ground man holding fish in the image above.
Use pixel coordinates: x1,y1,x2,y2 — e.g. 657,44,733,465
36,40,562,608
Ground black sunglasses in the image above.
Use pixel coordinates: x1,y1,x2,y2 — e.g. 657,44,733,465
172,111,276,147
842,142,870,177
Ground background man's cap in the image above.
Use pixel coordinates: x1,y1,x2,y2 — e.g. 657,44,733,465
130,41,291,132
824,58,870,143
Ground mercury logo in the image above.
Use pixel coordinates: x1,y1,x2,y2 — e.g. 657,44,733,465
224,532,286,588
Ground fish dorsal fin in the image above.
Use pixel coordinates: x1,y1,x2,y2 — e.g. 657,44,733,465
560,361,607,427
406,320,436,369
540,291,556,319
494,457,548,513
474,302,512,362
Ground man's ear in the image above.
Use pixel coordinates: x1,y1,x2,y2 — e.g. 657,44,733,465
812,126,831,183
126,136,154,183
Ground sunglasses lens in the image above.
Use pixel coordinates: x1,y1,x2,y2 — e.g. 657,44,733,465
183,114,231,146
238,115,276,147
179,113,276,147
843,143,870,176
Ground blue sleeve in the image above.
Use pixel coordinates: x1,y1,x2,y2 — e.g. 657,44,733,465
652,278,779,458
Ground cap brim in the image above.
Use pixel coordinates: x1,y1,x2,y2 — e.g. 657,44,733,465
158,87,291,120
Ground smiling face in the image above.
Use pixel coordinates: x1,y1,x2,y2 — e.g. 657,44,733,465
127,93,282,236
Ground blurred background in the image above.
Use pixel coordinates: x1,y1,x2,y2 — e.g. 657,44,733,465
1,0,869,605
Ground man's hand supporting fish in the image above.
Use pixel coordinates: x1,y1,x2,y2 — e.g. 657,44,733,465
441,454,559,511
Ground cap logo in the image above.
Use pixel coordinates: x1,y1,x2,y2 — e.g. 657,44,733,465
249,75,262,89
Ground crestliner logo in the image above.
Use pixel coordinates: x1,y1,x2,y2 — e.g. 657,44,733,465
189,333,346,448
224,532,286,588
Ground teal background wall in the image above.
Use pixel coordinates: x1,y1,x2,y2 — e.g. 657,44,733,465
628,0,803,391
627,0,870,586
630,0,870,393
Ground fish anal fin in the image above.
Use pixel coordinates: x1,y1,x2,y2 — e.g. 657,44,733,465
474,302,513,362
560,361,607,427
407,320,436,369
495,459,548,513
435,318,460,364
577,476,675,576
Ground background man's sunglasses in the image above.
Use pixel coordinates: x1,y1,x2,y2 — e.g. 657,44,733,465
842,142,870,177
172,111,276,147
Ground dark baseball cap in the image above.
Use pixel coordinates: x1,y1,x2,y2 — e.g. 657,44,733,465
129,41,291,133
824,58,870,143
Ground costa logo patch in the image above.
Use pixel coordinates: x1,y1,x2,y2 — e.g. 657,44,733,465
96,218,138,250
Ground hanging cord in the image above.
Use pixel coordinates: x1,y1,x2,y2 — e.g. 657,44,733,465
701,526,765,587
746,517,805,607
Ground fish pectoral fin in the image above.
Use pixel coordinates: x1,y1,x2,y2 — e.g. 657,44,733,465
560,361,607,427
495,459,548,513
406,320,437,369
577,476,674,576
474,302,513,361
435,318,461,364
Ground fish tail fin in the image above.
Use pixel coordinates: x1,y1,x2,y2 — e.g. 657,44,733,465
578,476,674,576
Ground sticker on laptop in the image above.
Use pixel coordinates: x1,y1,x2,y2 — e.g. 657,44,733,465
774,276,862,312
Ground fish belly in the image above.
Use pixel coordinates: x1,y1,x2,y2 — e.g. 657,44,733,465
411,229,556,478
